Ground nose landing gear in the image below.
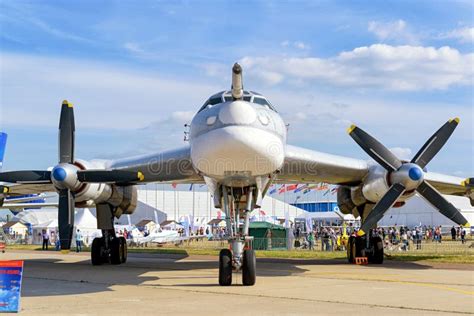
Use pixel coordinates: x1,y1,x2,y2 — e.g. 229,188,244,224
218,185,257,286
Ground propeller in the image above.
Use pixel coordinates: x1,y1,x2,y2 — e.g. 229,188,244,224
77,170,145,184
57,101,76,252
0,100,145,252
347,118,470,236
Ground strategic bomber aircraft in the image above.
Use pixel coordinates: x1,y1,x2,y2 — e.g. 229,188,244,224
0,63,473,286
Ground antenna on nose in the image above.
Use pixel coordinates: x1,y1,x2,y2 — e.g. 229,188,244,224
231,63,243,100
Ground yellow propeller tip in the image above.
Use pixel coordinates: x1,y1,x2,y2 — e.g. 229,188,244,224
357,229,365,237
60,250,70,254
449,117,460,123
62,100,73,108
2,187,9,194
347,124,357,134
137,171,145,181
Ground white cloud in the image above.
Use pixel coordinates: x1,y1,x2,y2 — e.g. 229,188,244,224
438,26,474,43
123,42,145,54
368,19,418,44
280,40,310,50
240,44,474,90
389,147,413,160
171,111,194,122
0,53,218,130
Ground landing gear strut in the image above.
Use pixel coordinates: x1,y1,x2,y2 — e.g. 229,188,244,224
91,203,128,266
347,232,383,264
218,186,257,286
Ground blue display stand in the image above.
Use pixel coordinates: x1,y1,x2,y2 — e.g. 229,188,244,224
0,261,23,313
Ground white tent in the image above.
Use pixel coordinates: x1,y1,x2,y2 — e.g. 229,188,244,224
162,222,184,230
73,208,101,246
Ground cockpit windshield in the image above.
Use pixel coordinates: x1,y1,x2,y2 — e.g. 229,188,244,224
198,90,277,113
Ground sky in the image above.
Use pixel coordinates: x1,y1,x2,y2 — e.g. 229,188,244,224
0,0,473,178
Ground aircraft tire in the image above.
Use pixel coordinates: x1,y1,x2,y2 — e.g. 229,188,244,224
347,236,356,263
110,237,123,265
119,237,127,264
219,249,232,286
242,249,256,286
91,237,105,266
370,236,384,264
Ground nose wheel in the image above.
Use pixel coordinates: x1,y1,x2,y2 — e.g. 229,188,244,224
218,246,256,286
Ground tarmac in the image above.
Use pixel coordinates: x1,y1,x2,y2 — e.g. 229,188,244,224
4,250,474,315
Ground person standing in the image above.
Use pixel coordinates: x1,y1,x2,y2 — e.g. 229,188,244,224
42,229,50,250
460,226,466,244
75,229,83,252
451,226,456,240
307,232,315,250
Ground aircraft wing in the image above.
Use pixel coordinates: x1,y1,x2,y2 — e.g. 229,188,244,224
278,144,474,204
1,183,55,196
276,144,369,185
1,202,58,210
107,145,203,184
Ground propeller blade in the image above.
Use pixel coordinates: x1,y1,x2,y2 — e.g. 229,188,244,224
77,170,145,184
0,170,51,183
359,183,406,235
417,181,469,226
461,178,473,188
59,100,75,164
58,189,75,251
411,118,459,169
347,125,402,172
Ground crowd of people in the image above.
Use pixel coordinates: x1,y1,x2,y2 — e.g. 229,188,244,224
293,224,470,252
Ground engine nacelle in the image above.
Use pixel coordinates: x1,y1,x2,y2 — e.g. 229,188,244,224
336,186,355,215
362,165,416,204
71,159,138,217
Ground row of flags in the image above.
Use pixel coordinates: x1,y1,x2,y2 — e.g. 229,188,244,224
268,183,338,195
169,182,338,196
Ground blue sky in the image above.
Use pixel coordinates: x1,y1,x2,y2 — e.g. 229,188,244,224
0,0,473,177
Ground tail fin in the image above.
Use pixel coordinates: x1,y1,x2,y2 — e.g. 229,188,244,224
0,132,7,171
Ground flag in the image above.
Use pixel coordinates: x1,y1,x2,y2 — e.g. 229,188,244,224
294,184,308,193
189,184,194,191
259,210,266,216
286,184,298,192
323,189,330,196
330,187,338,194
171,183,177,189
317,183,329,191
217,211,222,219
269,184,277,195
303,188,311,194
278,184,286,194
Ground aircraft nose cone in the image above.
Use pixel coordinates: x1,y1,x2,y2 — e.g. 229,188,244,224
409,166,423,181
218,101,256,125
53,167,67,181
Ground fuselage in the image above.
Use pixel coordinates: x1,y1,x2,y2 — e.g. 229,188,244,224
189,90,286,187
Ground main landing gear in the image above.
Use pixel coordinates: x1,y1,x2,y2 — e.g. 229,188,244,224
91,203,128,266
347,233,383,264
218,186,257,286
91,230,128,265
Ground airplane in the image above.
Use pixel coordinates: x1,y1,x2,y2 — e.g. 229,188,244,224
130,227,180,245
0,63,473,286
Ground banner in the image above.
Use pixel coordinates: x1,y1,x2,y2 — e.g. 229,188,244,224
0,260,23,313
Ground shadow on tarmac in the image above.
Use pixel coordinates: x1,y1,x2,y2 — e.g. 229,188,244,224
20,252,435,297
